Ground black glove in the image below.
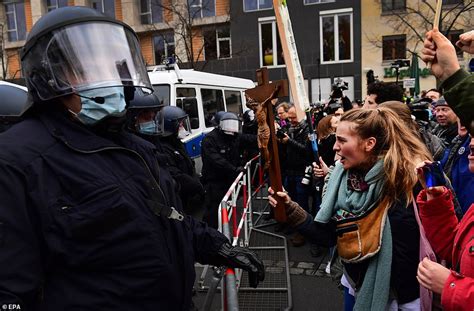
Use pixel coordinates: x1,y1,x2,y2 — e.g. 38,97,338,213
217,243,265,288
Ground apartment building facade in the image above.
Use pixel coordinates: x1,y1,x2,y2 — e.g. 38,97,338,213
224,0,363,103
360,0,472,98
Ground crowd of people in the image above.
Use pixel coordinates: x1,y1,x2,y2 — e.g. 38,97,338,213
267,28,474,310
0,5,473,311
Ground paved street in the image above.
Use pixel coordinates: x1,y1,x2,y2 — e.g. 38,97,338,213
194,220,344,311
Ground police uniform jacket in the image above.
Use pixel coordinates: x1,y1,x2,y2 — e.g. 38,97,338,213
0,106,227,311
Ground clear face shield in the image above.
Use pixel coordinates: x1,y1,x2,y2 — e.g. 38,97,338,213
136,108,164,136
177,116,192,139
219,119,241,135
26,22,152,101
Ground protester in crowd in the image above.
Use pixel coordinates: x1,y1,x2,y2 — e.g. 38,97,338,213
408,27,474,311
415,149,474,310
363,81,404,109
0,7,265,310
276,102,291,128
269,107,432,310
439,119,474,214
432,97,459,148
279,105,312,246
380,101,444,160
316,114,337,168
425,88,442,102
351,99,363,109
420,28,473,135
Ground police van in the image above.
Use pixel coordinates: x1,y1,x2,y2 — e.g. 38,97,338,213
147,63,255,159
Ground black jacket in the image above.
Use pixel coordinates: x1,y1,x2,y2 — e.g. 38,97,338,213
284,121,312,176
201,128,256,184
160,136,204,212
0,107,227,311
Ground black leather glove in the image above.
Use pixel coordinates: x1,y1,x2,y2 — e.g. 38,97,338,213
217,243,265,288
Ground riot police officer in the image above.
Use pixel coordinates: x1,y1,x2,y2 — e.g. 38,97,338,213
201,112,256,228
159,106,205,218
0,7,263,310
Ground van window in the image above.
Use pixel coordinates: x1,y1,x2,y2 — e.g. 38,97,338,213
152,84,170,106
176,87,199,129
202,88,224,127
224,90,242,116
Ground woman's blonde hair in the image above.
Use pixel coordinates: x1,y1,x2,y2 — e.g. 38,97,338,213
340,107,432,203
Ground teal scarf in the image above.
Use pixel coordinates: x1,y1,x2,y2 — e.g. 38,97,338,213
315,160,392,311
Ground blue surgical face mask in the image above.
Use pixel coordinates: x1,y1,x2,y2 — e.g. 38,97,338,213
75,86,126,125
139,120,158,135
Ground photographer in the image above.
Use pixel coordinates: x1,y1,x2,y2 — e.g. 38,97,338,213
327,78,352,113
408,98,445,160
279,105,312,246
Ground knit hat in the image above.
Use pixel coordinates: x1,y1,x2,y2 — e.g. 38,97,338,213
433,96,448,107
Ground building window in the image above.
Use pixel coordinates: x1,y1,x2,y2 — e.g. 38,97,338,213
381,0,406,12
244,0,272,12
153,33,175,65
311,78,331,103
203,26,231,60
140,0,163,24
91,0,115,18
259,18,284,67
46,0,68,11
320,10,353,63
224,90,243,116
304,0,335,4
382,35,406,61
4,2,27,42
447,30,464,58
188,0,215,19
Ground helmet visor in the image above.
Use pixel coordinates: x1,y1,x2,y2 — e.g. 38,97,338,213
220,119,241,134
45,22,151,94
177,116,192,139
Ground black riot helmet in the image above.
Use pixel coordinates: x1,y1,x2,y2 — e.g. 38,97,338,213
162,106,192,139
127,88,165,136
0,81,31,132
20,6,152,104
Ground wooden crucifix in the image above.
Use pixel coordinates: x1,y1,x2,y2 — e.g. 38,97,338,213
245,68,288,223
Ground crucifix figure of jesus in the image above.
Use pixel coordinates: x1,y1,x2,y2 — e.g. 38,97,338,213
245,68,288,222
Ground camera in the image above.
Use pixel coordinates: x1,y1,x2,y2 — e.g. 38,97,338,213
408,98,432,122
310,102,324,110
301,165,313,185
276,128,287,139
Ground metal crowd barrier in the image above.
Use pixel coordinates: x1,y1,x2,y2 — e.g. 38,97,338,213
200,155,292,311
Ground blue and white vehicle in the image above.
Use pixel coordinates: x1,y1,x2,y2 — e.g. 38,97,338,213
147,64,254,159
